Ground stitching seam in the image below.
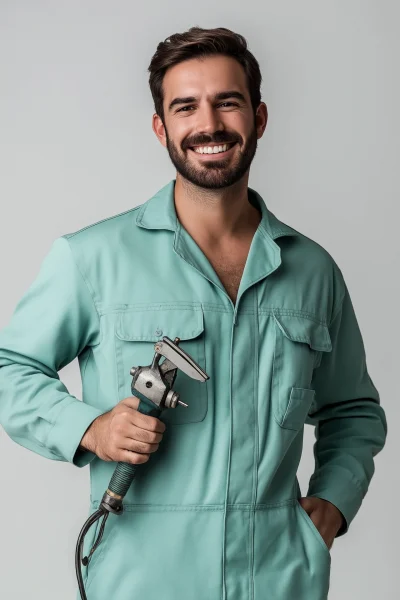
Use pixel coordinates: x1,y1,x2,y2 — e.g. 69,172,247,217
63,237,102,346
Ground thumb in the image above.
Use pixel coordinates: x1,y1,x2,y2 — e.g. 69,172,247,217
298,496,315,513
119,396,140,410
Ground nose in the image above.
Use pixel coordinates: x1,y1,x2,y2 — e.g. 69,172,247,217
194,103,224,137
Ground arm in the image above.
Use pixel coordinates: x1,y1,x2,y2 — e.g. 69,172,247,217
306,277,387,537
0,236,103,467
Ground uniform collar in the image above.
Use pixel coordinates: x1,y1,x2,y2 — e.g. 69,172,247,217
135,179,299,308
135,179,298,242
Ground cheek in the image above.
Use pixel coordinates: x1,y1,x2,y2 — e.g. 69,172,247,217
172,122,193,146
225,113,248,134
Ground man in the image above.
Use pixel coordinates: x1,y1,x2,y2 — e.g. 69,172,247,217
0,26,387,600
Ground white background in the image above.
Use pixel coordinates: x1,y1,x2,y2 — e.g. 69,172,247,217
0,1,398,598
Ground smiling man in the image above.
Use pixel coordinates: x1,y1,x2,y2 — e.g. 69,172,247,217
162,63,258,190
0,26,387,600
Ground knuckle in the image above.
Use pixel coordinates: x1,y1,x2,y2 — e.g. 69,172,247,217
140,441,154,453
127,438,153,455
157,418,166,431
138,441,150,453
110,430,120,445
148,417,160,431
148,431,161,443
129,439,143,452
113,421,123,434
145,430,161,444
140,430,152,443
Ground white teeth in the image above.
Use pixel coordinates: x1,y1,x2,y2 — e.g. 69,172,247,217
193,143,233,154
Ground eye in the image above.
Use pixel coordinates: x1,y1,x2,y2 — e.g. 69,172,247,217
176,105,195,113
176,102,238,113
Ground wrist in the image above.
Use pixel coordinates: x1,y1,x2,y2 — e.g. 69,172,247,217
79,418,99,454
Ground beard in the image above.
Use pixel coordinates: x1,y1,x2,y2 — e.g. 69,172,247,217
164,121,259,190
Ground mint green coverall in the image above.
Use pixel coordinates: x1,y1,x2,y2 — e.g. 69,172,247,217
0,180,387,599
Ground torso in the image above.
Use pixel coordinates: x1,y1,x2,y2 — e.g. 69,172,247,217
185,205,261,306
203,245,250,306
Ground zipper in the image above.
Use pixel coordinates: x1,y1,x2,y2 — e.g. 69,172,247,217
232,303,238,325
226,296,238,325
222,304,237,600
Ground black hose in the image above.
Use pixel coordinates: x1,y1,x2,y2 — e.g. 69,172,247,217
75,507,109,600
74,386,164,596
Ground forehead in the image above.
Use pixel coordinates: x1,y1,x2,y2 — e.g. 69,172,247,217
163,55,248,103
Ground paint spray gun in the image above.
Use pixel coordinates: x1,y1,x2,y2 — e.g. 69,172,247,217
75,336,209,599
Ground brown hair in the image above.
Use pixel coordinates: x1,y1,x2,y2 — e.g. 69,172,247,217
148,26,263,123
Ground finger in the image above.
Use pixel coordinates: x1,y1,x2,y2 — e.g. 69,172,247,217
298,496,315,512
121,397,166,433
131,412,166,434
120,396,140,410
120,438,159,454
118,449,150,465
124,424,164,444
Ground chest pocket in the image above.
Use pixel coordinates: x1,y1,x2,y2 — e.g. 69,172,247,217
272,311,332,431
114,305,208,425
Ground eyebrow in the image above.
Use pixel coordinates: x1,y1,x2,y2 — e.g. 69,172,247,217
168,90,247,113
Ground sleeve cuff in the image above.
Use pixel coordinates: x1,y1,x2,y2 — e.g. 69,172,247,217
306,466,365,537
45,398,103,467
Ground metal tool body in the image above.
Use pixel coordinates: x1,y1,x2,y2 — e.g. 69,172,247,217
75,335,209,599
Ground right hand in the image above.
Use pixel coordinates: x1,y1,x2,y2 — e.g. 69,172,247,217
78,396,166,465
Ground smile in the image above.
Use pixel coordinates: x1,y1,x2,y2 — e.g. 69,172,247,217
189,142,237,158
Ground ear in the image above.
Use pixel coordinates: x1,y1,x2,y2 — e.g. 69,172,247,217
152,113,167,148
255,102,268,140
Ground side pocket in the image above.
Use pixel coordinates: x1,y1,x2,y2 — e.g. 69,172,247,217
277,386,316,430
271,311,331,431
296,501,331,560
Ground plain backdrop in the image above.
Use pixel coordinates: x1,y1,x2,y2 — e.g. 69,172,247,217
0,1,398,598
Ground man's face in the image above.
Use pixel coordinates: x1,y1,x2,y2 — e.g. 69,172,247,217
154,55,266,189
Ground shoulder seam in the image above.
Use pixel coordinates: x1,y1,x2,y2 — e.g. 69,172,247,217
61,236,102,342
329,268,346,328
65,205,142,239
329,292,345,328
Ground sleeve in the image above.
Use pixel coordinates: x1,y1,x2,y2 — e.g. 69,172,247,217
0,236,104,468
305,277,387,537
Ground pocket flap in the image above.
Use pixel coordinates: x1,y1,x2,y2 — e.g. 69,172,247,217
272,311,332,352
115,304,204,342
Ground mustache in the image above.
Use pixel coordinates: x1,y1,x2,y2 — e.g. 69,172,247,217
184,136,240,149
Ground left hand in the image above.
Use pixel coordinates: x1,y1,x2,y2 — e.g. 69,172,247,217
299,496,345,550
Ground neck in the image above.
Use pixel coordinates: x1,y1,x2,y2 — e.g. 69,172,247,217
173,173,261,247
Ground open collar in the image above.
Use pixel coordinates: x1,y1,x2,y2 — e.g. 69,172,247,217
135,179,299,309
135,179,298,242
